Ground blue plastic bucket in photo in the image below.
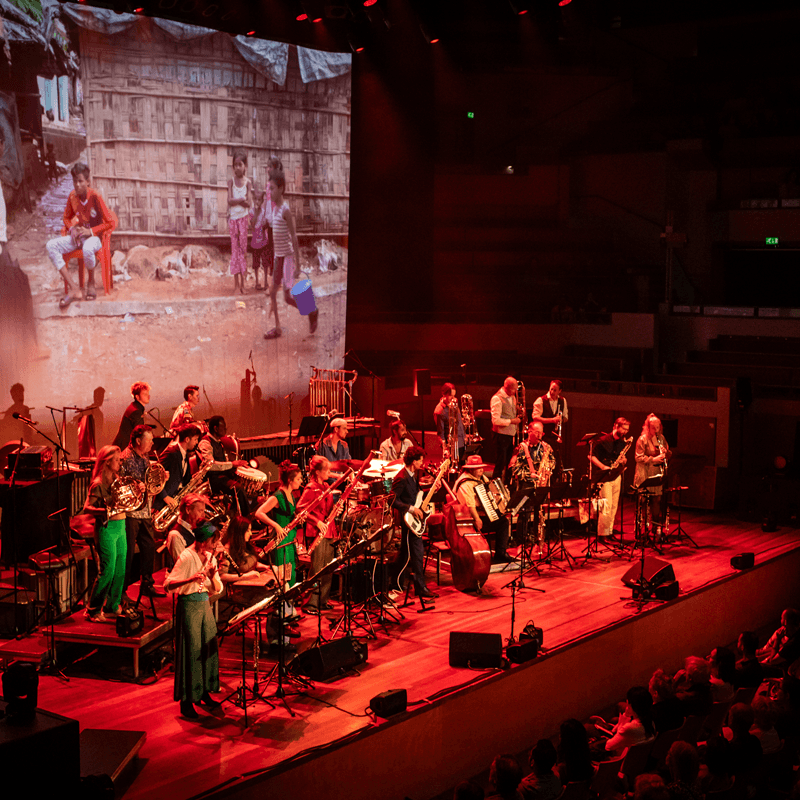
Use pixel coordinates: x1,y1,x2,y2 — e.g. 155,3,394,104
291,279,317,316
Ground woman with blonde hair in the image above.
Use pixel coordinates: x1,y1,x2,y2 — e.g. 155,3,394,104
634,413,671,540
82,444,127,621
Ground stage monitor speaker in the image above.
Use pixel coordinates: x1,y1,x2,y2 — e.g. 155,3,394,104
621,557,675,589
506,637,539,664
449,631,503,669
290,635,367,681
369,689,407,718
654,580,680,601
413,369,431,397
731,552,755,570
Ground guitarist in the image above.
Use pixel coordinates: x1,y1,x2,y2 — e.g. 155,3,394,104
297,455,339,615
589,417,631,539
391,446,438,600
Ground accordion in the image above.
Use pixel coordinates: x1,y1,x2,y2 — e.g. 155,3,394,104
474,479,510,521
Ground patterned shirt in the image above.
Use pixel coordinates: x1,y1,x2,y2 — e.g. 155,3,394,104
512,440,554,484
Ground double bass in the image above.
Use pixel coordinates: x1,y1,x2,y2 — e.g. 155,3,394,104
443,498,491,593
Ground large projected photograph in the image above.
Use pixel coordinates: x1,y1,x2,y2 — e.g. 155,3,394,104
1,2,350,447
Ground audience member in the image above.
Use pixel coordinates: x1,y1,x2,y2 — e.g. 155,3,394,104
750,695,781,753
734,631,763,689
665,741,702,800
673,657,714,717
758,608,800,676
649,669,685,733
589,686,655,760
634,773,669,800
708,646,736,702
555,718,596,784
519,740,561,800
772,675,800,739
454,780,485,800
723,703,762,776
698,735,734,794
486,754,523,800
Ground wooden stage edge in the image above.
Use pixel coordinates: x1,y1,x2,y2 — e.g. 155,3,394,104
206,544,800,800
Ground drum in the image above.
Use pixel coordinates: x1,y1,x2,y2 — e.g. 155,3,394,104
236,466,267,497
354,482,371,504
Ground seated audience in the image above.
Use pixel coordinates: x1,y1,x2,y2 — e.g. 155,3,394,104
519,739,561,800
486,754,524,800
758,608,800,676
734,631,763,689
665,741,702,800
698,735,734,795
772,675,800,739
722,703,762,776
555,718,596,784
708,646,736,702
634,774,669,800
673,656,714,717
750,694,781,754
588,686,655,760
649,669,685,733
454,780,485,800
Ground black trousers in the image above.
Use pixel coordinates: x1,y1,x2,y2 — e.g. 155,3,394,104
124,516,156,589
492,433,516,481
482,515,510,558
396,527,427,595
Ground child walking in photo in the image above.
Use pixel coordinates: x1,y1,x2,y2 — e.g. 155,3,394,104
227,150,252,294
250,156,282,291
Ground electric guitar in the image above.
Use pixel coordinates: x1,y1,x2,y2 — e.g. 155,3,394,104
404,458,450,537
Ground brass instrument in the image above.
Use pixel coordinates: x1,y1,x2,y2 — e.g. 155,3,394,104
446,394,460,461
107,476,145,517
153,459,213,533
145,462,168,496
460,394,483,447
515,380,526,445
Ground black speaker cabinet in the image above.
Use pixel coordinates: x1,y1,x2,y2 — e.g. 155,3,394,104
731,553,755,570
621,557,675,589
449,631,503,668
370,689,407,718
506,637,540,664
291,635,368,681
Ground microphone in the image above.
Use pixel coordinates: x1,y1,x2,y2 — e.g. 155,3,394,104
387,410,401,419
11,412,37,425
327,409,339,417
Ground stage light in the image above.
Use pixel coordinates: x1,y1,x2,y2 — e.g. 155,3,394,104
133,6,144,12
363,0,377,5
508,0,530,13
297,12,308,20
419,22,440,44
246,30,256,36
348,32,366,52
558,0,572,5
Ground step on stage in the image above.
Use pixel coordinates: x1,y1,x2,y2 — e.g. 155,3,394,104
33,510,800,800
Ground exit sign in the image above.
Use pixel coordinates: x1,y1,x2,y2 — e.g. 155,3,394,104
766,237,779,245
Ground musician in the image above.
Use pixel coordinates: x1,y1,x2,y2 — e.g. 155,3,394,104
532,380,568,475
165,492,207,564
490,376,521,482
164,520,222,720
119,424,163,597
379,419,412,462
82,445,127,622
112,381,151,449
298,455,339,614
198,416,249,512
317,417,351,463
254,459,303,588
391,445,438,600
509,422,555,550
454,455,511,563
156,424,203,512
434,383,464,463
589,417,631,538
634,414,670,539
170,385,200,431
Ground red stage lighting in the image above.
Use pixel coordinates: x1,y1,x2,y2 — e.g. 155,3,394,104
558,0,572,5
134,6,144,11
297,12,308,20
246,30,256,36
363,0,377,5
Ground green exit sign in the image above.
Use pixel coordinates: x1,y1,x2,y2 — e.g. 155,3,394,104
766,236,779,245
467,112,475,119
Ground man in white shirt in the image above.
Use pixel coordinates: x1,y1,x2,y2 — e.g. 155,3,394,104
490,376,521,482
379,419,411,461
531,379,568,476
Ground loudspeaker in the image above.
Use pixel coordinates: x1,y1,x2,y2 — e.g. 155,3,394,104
2,661,38,720
506,637,539,664
116,606,144,637
621,557,675,589
449,631,503,668
413,369,431,397
731,552,755,570
654,580,680,601
369,689,407,718
290,635,368,681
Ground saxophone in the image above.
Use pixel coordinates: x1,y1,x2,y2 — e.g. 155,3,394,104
153,459,213,533
446,394,460,460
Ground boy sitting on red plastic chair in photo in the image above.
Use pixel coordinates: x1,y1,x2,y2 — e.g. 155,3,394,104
46,162,117,309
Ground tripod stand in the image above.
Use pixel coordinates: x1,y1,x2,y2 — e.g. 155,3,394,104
540,480,583,571
664,484,697,548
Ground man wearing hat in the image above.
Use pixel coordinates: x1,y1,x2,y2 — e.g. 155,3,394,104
454,455,512,563
317,417,351,464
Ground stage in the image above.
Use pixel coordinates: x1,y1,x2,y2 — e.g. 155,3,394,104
24,509,800,800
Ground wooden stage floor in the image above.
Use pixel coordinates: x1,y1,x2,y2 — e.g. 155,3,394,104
31,509,800,800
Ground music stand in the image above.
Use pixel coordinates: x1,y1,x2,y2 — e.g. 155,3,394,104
540,479,585,571
330,536,375,640
298,415,329,439
502,484,547,593
664,483,697,548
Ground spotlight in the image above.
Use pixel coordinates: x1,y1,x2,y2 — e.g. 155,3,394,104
348,33,366,52
508,0,530,13
558,0,572,5
363,0,377,5
419,22,440,44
